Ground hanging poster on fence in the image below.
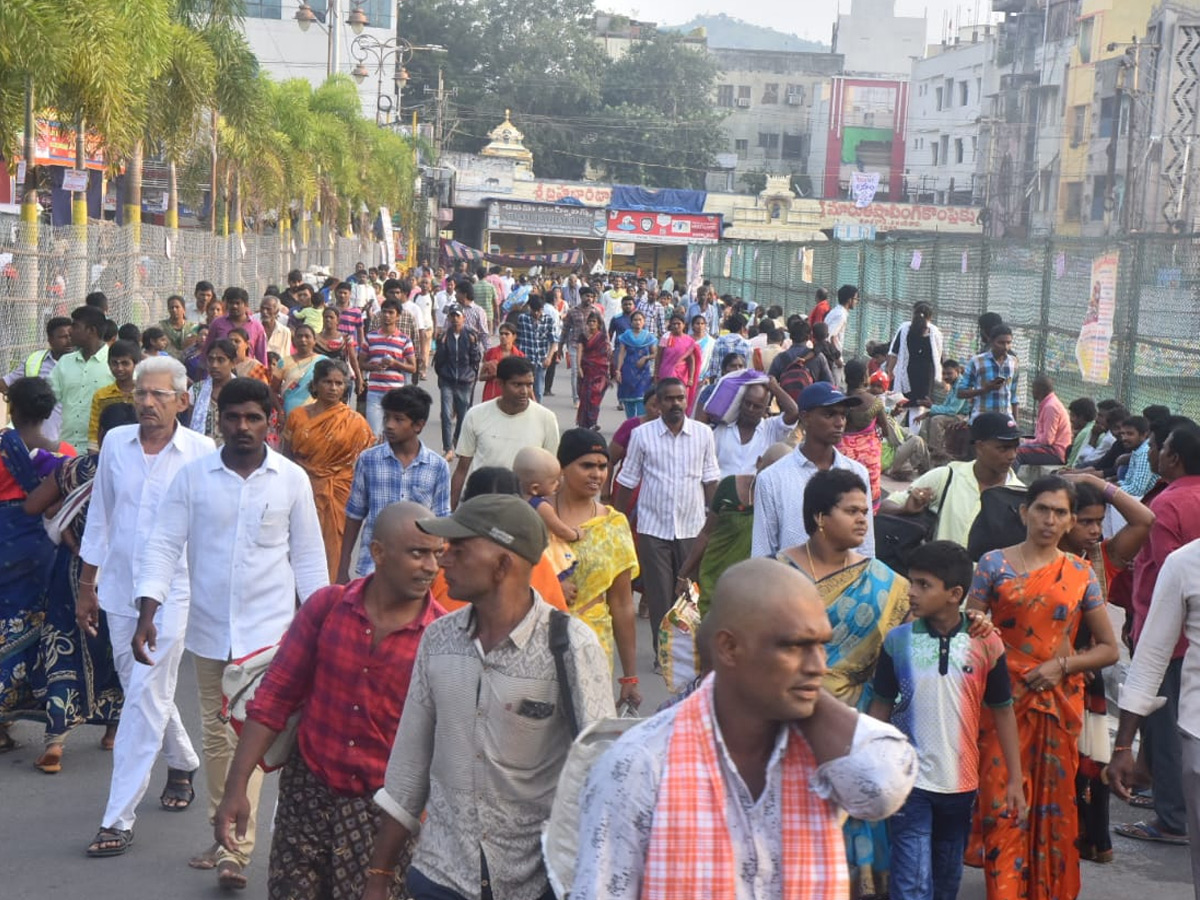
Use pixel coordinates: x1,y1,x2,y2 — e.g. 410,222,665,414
686,247,705,297
1076,252,1119,384
849,172,880,208
801,247,814,284
723,248,733,278
62,169,89,192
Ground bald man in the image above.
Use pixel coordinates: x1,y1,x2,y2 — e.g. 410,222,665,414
215,501,445,899
572,558,918,900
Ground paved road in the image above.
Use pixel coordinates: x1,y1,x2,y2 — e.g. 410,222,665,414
1,379,1193,898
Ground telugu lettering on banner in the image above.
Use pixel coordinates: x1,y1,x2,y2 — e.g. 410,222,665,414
1076,252,1119,384
487,201,607,238
606,209,722,245
529,182,613,206
817,201,982,233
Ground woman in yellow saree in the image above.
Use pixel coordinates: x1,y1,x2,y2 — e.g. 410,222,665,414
282,359,375,580
543,428,642,712
777,468,909,898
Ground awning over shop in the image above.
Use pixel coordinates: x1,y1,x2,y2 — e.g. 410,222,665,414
439,238,586,269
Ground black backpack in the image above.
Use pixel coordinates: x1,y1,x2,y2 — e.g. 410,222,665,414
967,485,1028,561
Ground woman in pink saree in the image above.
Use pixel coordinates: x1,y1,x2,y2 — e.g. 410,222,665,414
655,313,701,410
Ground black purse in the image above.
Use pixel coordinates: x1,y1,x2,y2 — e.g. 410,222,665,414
874,469,953,576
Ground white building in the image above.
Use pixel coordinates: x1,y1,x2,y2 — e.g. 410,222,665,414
241,0,400,119
906,28,993,206
833,0,927,77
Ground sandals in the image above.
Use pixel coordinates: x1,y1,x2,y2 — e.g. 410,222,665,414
1113,820,1189,845
87,827,134,858
1126,791,1156,809
35,745,64,774
188,842,221,870
217,859,248,891
160,767,196,811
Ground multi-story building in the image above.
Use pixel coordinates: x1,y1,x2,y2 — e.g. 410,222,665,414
241,0,400,119
1055,0,1157,236
592,13,708,60
708,48,844,193
906,29,994,206
833,0,927,77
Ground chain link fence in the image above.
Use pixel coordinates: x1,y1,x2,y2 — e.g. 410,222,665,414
0,218,375,377
695,235,1200,424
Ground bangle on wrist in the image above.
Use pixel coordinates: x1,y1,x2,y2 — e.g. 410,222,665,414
1058,656,1070,677
618,676,639,685
1103,483,1118,501
1113,745,1133,754
366,867,395,878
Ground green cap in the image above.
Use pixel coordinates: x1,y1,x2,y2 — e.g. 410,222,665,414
417,494,548,565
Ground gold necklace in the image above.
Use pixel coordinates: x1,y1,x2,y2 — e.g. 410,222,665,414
805,542,849,579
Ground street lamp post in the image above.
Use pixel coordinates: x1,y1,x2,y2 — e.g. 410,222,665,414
350,34,446,127
295,0,371,78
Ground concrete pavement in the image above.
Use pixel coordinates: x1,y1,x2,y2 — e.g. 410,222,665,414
1,376,1193,898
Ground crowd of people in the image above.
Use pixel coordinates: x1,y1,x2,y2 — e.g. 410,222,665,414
0,261,1197,900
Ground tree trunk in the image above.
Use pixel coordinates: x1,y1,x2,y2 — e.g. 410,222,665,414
123,139,144,318
71,114,89,319
18,75,39,346
166,159,179,230
209,107,218,233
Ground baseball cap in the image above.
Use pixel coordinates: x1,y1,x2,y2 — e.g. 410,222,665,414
416,495,548,565
797,382,863,411
444,305,463,318
970,412,1021,443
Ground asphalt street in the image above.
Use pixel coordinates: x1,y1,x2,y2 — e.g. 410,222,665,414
1,377,1193,899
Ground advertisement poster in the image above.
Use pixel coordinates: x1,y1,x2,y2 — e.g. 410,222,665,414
1076,252,1119,384
801,247,814,283
606,209,722,245
849,172,880,208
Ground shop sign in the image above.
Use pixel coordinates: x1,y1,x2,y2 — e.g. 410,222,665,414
488,200,606,238
605,209,722,245
817,201,981,233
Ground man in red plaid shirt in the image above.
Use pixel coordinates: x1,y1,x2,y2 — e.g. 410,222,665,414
214,502,446,900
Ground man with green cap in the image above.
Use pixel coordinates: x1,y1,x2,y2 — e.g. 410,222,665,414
363,494,615,900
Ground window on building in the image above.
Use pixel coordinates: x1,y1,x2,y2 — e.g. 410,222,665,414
786,84,805,104
781,133,806,160
940,135,949,166
718,85,735,107
945,79,955,106
955,138,965,164
932,143,940,166
1091,175,1109,220
734,138,749,153
976,77,982,99
304,0,391,28
1072,105,1087,144
757,132,780,149
1098,96,1116,139
1064,182,1083,221
762,83,779,104
244,0,283,17
972,135,978,160
738,85,752,100
1078,18,1094,64
959,81,969,106
935,86,944,110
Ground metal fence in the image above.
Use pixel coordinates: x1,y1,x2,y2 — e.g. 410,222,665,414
695,234,1200,423
0,219,375,377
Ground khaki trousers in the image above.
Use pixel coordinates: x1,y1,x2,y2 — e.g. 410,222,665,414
194,654,263,867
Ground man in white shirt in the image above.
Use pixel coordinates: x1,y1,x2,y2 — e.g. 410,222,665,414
614,378,721,650
712,377,800,478
1111,538,1200,893
131,377,328,890
823,285,858,389
752,382,875,559
78,357,215,860
411,276,436,380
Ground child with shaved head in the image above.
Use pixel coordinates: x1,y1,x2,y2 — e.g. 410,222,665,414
512,445,581,543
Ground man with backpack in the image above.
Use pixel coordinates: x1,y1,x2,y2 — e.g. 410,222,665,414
878,412,1024,546
769,318,834,393
362,495,614,900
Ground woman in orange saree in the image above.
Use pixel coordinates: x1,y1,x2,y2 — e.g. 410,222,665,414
282,358,375,579
966,476,1119,900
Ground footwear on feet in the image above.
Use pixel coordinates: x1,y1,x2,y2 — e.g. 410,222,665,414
161,767,196,811
189,842,221,870
87,827,134,857
1113,819,1188,845
217,859,248,891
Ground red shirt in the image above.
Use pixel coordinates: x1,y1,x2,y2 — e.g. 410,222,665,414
809,299,830,325
1131,474,1200,659
246,578,445,796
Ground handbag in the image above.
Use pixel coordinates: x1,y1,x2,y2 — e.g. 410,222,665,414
657,581,701,694
874,468,953,577
220,643,300,773
43,479,93,546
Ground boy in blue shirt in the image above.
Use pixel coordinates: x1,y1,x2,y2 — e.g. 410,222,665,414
869,541,1027,900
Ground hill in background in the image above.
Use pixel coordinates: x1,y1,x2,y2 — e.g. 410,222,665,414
663,13,831,53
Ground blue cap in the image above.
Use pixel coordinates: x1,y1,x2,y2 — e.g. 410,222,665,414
798,382,863,411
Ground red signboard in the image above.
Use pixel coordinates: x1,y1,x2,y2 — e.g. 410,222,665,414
605,209,722,245
32,119,107,171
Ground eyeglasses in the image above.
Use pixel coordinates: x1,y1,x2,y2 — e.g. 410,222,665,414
133,388,179,402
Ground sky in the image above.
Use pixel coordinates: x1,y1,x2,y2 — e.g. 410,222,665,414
599,0,995,45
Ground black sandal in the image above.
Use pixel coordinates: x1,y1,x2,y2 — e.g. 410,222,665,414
87,827,134,857
160,767,196,811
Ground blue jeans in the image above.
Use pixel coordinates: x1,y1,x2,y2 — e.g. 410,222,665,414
406,863,555,900
622,399,645,418
439,381,474,452
365,391,384,435
532,364,546,402
888,786,976,900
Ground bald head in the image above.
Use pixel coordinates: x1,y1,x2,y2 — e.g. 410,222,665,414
702,558,831,721
757,441,793,472
372,500,433,545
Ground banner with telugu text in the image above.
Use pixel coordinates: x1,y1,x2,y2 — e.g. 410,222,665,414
1076,252,1119,384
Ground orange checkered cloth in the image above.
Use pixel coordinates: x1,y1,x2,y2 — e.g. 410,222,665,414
640,674,850,899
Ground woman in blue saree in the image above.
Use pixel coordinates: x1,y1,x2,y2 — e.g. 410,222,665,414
20,402,134,772
614,311,657,418
0,378,76,755
777,469,910,899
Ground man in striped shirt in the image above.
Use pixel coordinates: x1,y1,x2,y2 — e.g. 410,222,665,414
614,377,720,651
361,299,417,434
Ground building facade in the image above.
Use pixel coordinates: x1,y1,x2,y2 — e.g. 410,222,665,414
833,0,927,77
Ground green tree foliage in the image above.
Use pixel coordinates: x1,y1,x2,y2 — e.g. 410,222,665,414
398,0,724,186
